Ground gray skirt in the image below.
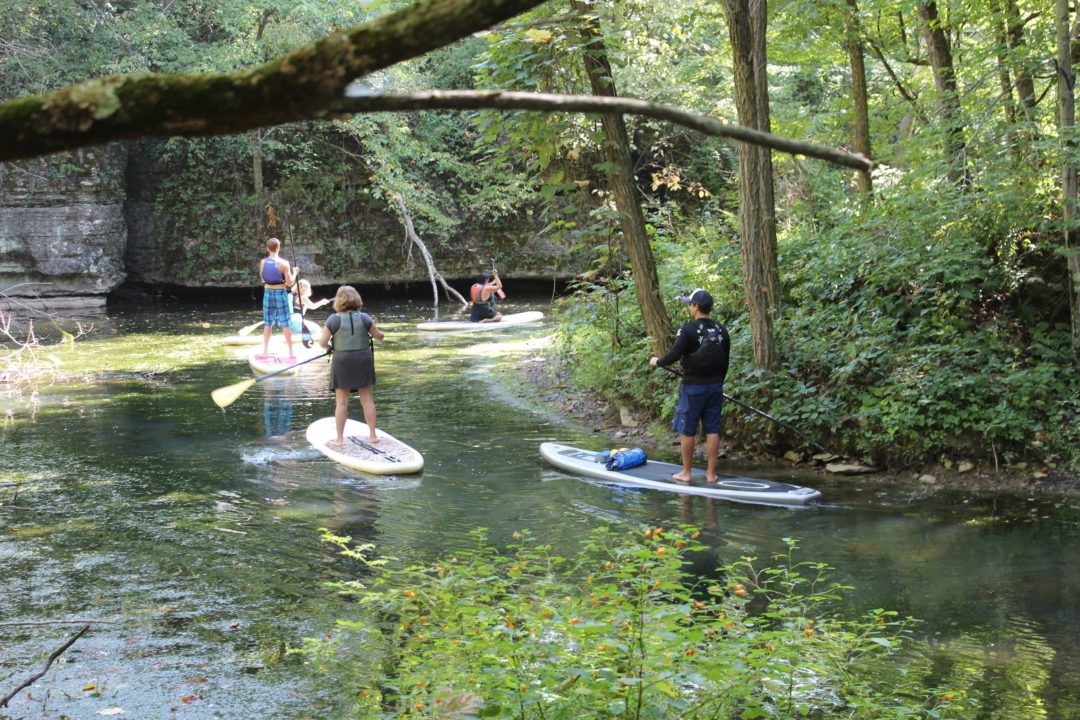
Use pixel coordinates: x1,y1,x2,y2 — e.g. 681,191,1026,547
329,348,375,390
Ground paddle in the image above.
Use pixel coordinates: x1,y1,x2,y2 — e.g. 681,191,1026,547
211,351,329,409
237,320,263,336
656,365,831,454
490,257,506,300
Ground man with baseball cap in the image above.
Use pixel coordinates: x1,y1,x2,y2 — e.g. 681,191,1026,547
649,288,730,483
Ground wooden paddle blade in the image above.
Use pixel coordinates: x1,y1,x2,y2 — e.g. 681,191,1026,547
237,321,263,337
211,378,257,408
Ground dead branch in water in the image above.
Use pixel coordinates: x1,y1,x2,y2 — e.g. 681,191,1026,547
0,624,90,709
0,292,93,389
393,193,468,314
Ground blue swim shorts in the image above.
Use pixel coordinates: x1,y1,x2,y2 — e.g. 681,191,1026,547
672,383,725,436
263,288,291,328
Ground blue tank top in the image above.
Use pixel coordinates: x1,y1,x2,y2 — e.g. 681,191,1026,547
261,257,285,284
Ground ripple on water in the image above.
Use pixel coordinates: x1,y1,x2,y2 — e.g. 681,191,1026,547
240,446,321,466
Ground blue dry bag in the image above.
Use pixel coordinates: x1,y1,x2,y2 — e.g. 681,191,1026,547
605,447,647,471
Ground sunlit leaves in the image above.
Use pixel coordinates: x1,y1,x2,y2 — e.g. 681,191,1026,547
308,529,957,719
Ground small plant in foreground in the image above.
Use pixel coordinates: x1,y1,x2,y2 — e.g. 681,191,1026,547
307,528,961,719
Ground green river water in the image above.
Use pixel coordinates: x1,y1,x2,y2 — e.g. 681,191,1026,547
2,297,1079,719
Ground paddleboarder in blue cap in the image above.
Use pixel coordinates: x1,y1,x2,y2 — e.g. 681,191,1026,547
650,289,730,483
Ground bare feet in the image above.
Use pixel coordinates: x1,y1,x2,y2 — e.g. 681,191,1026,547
706,476,718,484
368,435,379,444
328,438,345,448
671,472,692,484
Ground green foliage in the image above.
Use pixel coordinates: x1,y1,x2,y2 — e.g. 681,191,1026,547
551,158,1080,469
307,528,959,719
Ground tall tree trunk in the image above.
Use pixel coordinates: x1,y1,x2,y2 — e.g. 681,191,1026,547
917,0,967,185
1006,0,1037,118
845,0,873,193
722,0,780,369
1057,0,1080,362
994,12,1018,126
571,0,673,354
252,129,264,198
992,6,1023,162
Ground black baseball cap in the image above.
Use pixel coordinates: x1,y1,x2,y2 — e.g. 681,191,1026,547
679,288,713,313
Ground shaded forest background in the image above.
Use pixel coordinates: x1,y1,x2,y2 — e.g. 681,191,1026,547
1,0,1078,472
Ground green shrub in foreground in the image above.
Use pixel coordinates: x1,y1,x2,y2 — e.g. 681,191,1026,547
306,528,961,719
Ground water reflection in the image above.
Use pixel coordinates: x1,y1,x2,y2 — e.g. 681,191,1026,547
261,381,294,437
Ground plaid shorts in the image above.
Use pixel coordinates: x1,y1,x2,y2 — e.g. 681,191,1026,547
262,289,291,328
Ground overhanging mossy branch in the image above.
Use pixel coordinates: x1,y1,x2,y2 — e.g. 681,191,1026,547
0,0,870,173
0,0,549,161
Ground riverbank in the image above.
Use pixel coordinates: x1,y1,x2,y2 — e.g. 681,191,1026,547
495,337,1080,500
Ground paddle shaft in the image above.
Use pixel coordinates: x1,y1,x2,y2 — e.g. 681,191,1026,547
255,350,329,383
657,365,830,454
238,320,264,336
490,256,506,300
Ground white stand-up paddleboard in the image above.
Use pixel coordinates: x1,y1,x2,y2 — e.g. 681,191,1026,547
224,320,321,345
540,442,822,506
416,311,544,332
247,345,324,375
306,417,424,474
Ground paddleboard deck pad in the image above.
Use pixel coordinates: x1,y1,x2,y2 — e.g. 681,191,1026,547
416,311,543,332
540,442,821,506
306,417,424,474
247,345,324,375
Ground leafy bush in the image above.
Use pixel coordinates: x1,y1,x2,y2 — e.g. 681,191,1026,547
305,528,959,719
550,168,1080,469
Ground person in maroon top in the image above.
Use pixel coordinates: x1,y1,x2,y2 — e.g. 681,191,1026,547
469,270,504,323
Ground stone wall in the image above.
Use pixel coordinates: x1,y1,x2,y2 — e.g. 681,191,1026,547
1,141,583,312
0,146,128,311
121,141,581,289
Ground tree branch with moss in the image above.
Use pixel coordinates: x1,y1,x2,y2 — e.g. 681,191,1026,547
0,0,550,161
0,0,870,174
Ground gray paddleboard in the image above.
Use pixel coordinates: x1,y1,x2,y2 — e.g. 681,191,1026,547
540,442,821,506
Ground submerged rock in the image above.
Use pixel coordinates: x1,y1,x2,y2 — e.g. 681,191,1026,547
825,462,878,475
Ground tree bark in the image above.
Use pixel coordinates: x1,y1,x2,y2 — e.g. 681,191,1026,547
335,91,871,169
722,0,780,370
917,0,968,185
1057,0,1080,363
252,129,264,198
0,88,872,169
0,0,551,161
571,0,673,355
994,11,1018,126
1005,0,1037,118
845,0,873,193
